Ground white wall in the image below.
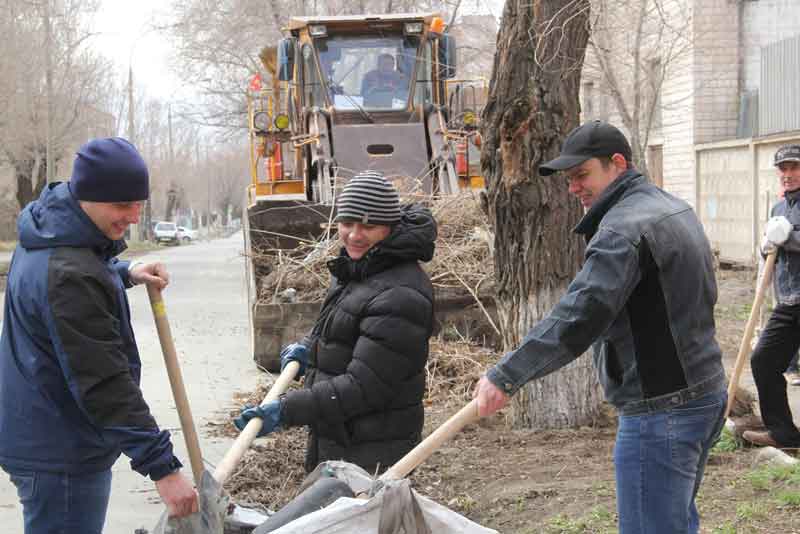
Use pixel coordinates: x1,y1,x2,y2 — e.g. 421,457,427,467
657,0,696,205
742,0,800,92
692,0,740,145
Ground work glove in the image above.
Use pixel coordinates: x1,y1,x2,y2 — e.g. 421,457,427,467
234,399,282,438
280,343,308,378
766,216,793,245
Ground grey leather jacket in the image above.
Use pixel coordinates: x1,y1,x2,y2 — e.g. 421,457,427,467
487,170,726,415
770,189,800,306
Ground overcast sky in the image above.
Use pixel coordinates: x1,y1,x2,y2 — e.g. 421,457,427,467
89,0,504,102
91,1,182,101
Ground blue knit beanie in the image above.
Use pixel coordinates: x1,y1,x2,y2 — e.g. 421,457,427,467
70,137,149,202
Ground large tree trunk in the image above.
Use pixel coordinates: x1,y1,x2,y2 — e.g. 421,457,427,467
481,0,603,429
12,151,49,211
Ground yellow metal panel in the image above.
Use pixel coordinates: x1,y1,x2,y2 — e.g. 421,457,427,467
254,181,305,197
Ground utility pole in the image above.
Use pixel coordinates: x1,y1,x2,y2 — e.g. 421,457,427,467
44,0,55,185
167,104,175,222
127,66,147,241
206,143,212,239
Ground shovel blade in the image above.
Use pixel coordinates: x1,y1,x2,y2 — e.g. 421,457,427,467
152,470,229,534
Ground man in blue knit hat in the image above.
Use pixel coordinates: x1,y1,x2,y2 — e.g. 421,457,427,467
0,138,197,534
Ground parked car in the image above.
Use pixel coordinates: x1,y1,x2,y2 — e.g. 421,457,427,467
177,226,197,244
154,221,179,245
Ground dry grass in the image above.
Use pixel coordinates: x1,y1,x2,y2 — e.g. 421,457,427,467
251,192,493,305
213,336,494,510
425,338,495,405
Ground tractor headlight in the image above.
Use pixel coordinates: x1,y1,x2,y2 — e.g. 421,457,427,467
309,25,327,38
274,114,290,130
463,110,476,127
253,111,271,132
404,22,423,35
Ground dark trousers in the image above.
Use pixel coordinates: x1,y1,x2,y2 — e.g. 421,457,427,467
3,466,112,534
751,303,800,446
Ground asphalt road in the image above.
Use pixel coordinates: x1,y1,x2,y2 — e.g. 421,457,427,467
0,234,261,533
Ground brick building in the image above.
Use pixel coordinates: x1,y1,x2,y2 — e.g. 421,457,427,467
581,0,800,210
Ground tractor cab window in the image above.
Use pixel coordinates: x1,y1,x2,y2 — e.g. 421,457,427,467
316,34,420,111
414,40,434,107
302,44,326,107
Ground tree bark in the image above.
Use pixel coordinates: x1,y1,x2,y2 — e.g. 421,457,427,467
481,0,603,429
12,150,49,211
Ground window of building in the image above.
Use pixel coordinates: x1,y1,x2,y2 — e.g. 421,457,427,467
582,81,595,119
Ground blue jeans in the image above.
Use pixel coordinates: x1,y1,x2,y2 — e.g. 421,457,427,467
614,390,726,534
3,467,112,534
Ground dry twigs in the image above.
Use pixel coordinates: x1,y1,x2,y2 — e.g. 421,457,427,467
210,336,494,511
250,191,494,305
425,338,495,405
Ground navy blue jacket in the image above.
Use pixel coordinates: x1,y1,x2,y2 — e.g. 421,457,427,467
0,183,180,479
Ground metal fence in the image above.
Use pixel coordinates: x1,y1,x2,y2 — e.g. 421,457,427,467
696,133,800,265
760,35,800,136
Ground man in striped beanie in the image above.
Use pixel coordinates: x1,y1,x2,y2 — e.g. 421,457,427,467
235,170,438,474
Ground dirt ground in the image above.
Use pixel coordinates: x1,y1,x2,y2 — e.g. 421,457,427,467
218,268,800,534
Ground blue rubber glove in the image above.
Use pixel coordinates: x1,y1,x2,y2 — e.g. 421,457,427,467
280,343,309,378
233,399,282,438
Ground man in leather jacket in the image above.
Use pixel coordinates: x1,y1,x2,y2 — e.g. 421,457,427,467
474,121,726,534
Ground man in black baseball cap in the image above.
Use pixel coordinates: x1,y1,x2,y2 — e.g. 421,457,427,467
538,120,635,209
539,119,633,176
774,143,800,167
475,120,726,533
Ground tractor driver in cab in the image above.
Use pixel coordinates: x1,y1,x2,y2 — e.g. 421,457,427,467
361,53,408,107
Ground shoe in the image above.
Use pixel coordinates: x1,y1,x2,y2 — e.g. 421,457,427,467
743,430,780,447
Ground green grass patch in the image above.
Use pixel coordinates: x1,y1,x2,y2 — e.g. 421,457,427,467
711,427,742,454
543,505,617,534
735,500,769,522
747,463,800,491
734,303,753,321
711,523,737,534
776,490,800,507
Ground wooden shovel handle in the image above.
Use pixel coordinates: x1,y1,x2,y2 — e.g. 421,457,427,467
213,360,300,485
724,251,777,418
147,285,205,486
380,399,480,481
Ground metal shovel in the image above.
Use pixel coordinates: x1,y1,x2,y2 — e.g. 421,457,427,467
147,285,227,534
146,284,301,534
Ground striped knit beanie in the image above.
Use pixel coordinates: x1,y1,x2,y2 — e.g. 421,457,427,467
334,171,401,225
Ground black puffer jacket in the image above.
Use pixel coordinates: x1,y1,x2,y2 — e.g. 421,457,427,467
281,204,436,474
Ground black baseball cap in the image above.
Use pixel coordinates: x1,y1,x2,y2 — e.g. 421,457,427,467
774,144,800,166
539,120,633,176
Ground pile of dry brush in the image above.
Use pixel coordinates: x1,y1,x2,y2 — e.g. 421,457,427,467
212,337,495,511
252,192,494,304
